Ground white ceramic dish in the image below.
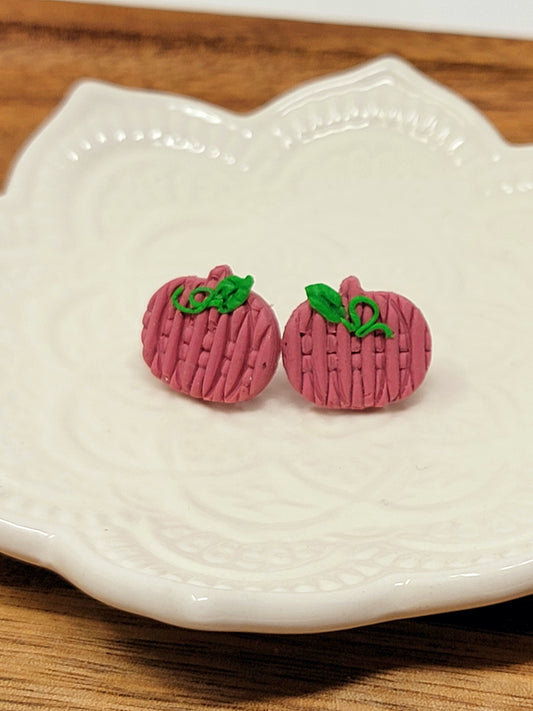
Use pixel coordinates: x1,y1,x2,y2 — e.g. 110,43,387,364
1,56,532,633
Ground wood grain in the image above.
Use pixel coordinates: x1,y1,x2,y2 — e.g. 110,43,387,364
1,0,533,188
1,554,532,710
0,2,532,709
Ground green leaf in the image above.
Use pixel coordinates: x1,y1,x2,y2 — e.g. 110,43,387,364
212,274,254,314
305,283,346,323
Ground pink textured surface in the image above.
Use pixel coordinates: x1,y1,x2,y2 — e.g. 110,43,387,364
282,276,431,409
142,265,281,403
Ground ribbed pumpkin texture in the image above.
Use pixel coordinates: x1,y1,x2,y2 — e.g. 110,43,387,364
282,276,431,409
142,265,281,403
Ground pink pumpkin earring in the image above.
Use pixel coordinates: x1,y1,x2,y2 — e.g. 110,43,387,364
281,275,431,409
142,265,281,403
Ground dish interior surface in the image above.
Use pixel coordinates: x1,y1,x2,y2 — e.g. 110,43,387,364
1,57,532,632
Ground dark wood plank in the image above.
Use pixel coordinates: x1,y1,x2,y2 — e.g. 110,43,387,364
1,554,532,710
1,0,533,188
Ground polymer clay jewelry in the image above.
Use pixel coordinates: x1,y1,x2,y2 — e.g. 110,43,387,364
142,265,281,403
282,275,431,409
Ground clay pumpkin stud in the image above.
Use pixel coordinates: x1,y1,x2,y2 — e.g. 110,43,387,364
282,276,431,409
142,265,281,403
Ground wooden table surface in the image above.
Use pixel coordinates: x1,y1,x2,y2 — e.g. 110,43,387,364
1,1,532,708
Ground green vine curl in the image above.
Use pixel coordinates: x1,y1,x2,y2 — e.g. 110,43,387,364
306,283,394,338
172,274,254,315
